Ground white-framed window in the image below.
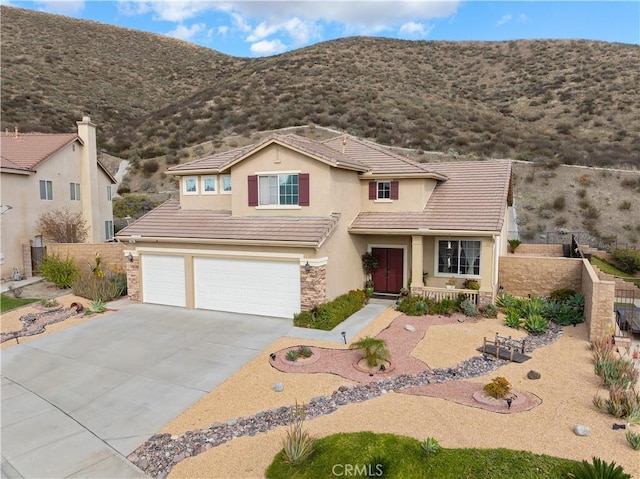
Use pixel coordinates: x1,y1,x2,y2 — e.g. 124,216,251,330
259,173,298,206
201,175,217,194
221,174,232,193
39,180,53,200
107,185,113,202
105,220,114,241
183,176,198,195
377,181,391,200
437,239,481,276
70,182,80,201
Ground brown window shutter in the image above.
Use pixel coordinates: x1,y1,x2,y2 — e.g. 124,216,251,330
248,175,258,206
369,181,376,200
390,181,399,200
299,173,310,206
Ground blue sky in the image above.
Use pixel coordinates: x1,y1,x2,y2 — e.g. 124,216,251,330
6,1,640,57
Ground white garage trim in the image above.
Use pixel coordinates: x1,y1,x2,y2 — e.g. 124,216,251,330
141,255,186,307
135,246,304,261
194,257,300,318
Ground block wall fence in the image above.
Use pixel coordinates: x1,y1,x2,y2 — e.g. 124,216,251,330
47,243,126,272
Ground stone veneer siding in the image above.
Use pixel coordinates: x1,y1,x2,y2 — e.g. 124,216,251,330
125,256,140,302
300,264,327,311
47,243,126,272
498,256,583,298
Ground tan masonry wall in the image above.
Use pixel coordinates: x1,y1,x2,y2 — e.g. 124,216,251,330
498,256,583,297
512,244,564,257
582,260,616,341
47,243,126,272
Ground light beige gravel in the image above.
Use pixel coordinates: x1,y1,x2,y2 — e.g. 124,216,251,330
167,311,640,479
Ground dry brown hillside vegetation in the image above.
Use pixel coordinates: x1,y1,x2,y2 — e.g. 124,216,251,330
2,6,639,168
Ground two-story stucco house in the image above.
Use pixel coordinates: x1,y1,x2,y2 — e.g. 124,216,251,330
0,117,116,279
116,133,512,318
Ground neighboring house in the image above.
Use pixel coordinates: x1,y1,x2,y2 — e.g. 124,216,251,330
117,133,512,318
0,117,116,279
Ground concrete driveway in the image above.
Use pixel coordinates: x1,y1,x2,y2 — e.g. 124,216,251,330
1,304,293,478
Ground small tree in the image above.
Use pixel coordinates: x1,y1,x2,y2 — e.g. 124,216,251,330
361,252,379,280
350,336,390,367
37,207,88,243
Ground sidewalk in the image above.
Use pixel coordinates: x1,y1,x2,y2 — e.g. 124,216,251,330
0,277,43,294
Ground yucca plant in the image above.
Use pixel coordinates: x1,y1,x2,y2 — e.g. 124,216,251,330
568,457,630,479
421,437,441,455
349,336,390,367
626,430,640,450
281,402,316,464
523,313,548,335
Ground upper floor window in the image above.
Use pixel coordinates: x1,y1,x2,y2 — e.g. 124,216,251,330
40,180,53,200
221,175,232,193
369,181,399,201
202,176,217,194
259,173,298,206
107,185,113,202
105,220,114,241
183,176,198,195
437,239,481,276
70,183,80,201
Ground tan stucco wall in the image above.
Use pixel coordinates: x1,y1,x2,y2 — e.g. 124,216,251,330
0,139,113,279
359,178,436,212
178,175,232,210
498,256,583,297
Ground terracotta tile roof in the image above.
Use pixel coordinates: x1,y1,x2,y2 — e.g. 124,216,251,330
323,135,446,177
168,133,367,174
117,199,341,245
0,132,79,170
350,160,512,232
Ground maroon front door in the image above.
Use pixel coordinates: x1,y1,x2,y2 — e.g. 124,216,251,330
371,248,403,293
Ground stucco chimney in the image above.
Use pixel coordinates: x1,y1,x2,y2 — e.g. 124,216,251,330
76,117,101,242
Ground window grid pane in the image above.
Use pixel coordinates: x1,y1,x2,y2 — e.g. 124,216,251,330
377,182,390,199
437,240,480,276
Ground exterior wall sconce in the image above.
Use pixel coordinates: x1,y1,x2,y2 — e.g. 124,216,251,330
127,252,134,262
304,261,311,273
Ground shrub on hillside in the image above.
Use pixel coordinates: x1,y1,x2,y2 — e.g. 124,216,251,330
113,195,160,219
611,248,640,274
40,254,79,288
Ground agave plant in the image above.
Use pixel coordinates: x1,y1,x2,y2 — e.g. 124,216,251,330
626,430,640,450
523,313,548,335
421,437,441,455
349,336,390,367
504,309,522,329
281,402,316,464
568,457,631,479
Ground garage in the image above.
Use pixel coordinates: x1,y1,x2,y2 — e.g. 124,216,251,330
141,254,186,307
194,257,300,318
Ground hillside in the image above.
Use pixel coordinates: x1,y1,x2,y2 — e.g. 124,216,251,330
1,6,639,168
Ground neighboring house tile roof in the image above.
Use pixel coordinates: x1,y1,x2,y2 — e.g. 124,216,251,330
0,132,116,182
0,132,79,170
322,135,447,178
117,199,341,245
350,160,512,232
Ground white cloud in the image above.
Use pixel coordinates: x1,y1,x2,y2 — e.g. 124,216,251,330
34,0,85,15
518,13,528,23
166,22,205,41
250,39,287,56
218,25,229,35
247,17,318,45
398,21,433,38
496,14,512,27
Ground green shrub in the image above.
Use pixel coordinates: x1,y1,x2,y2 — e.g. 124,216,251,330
480,303,498,318
281,402,315,464
483,377,512,399
421,437,441,455
496,293,517,309
568,457,630,479
298,346,313,358
461,299,477,317
549,288,578,303
40,254,79,288
397,295,433,316
611,248,640,274
285,349,299,362
626,430,640,450
507,239,521,252
349,336,390,367
462,279,480,290
293,290,366,330
504,309,522,329
523,314,548,335
71,268,127,302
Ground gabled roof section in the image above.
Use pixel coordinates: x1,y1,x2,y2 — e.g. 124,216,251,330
322,135,447,179
0,132,79,170
116,199,341,246
167,133,367,175
350,160,512,233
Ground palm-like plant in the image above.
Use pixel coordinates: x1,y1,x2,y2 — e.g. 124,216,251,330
349,336,390,367
568,457,630,479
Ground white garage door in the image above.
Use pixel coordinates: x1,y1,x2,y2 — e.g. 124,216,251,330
194,257,300,318
141,255,186,307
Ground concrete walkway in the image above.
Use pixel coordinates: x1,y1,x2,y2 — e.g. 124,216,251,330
1,304,294,478
0,277,43,294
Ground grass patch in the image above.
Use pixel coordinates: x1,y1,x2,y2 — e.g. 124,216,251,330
591,256,640,288
293,290,367,331
266,432,580,479
0,294,38,312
